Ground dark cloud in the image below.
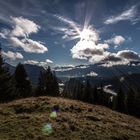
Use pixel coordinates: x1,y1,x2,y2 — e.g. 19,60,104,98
102,53,122,62
117,50,140,60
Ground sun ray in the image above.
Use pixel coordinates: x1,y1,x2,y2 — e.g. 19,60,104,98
54,15,99,43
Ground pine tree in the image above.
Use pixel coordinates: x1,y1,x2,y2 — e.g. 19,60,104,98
52,71,59,96
83,80,93,103
115,86,126,113
0,47,16,102
134,91,140,117
98,83,104,104
36,66,59,97
45,66,53,95
76,81,83,100
93,85,98,104
36,71,46,96
14,63,31,98
126,87,135,115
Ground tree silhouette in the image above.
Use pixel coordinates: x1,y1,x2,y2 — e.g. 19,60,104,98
115,86,126,113
93,85,98,104
51,71,59,96
126,87,135,114
15,63,31,98
83,80,93,103
37,66,59,97
0,47,16,102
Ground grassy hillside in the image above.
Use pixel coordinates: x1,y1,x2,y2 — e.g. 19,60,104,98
0,96,140,140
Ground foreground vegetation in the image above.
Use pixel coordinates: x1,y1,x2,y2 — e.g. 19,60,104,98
0,96,140,140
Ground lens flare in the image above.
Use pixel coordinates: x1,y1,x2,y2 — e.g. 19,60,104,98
42,123,53,136
50,111,57,118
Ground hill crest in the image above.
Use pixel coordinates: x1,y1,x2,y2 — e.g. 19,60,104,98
0,96,140,140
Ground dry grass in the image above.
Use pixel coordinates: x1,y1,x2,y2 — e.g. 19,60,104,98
0,96,140,140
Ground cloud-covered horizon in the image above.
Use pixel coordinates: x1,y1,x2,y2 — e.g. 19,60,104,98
24,59,53,67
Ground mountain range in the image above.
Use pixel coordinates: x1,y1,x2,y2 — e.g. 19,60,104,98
6,63,140,90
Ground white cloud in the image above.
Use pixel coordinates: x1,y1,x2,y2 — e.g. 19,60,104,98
0,32,6,39
10,37,25,47
1,17,48,54
68,16,140,66
76,65,89,69
54,65,75,71
9,17,48,53
100,50,140,67
24,59,53,67
2,51,23,60
55,67,74,72
21,39,48,53
0,29,10,39
71,39,109,63
87,71,98,77
100,60,129,67
11,17,40,37
55,15,112,64
10,37,48,53
104,5,139,25
24,60,39,65
46,59,53,64
105,35,125,47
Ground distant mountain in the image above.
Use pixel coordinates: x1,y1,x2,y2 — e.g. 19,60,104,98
7,64,45,85
55,63,140,79
6,63,140,85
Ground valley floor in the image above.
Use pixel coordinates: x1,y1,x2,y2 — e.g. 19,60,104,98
0,96,140,140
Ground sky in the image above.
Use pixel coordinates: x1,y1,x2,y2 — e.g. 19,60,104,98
0,0,140,67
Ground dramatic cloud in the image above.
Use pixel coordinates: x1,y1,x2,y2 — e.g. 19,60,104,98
10,37,48,53
117,50,140,60
55,15,115,64
102,53,122,62
2,51,23,60
71,38,109,63
11,17,40,37
55,16,112,63
100,50,140,67
105,35,125,47
63,14,140,66
104,5,139,25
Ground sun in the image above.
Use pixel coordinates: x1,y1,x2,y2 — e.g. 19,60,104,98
54,15,99,43
79,27,99,42
80,28,92,40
